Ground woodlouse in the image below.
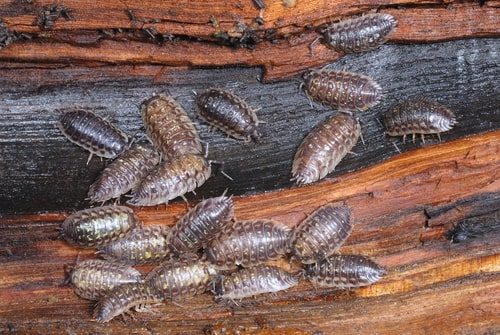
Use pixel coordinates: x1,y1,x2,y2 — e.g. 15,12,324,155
127,153,211,206
61,205,137,248
93,282,163,323
304,254,386,288
290,204,353,264
67,259,142,300
194,88,261,142
141,94,202,159
168,192,234,254
57,109,129,161
291,113,361,185
205,219,291,270
384,98,457,143
88,143,160,203
213,265,299,301
98,225,172,265
322,13,397,53
145,256,217,301
303,69,382,112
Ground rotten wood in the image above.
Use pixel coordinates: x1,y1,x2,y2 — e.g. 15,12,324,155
0,38,498,214
0,132,499,334
0,1,499,333
0,1,498,81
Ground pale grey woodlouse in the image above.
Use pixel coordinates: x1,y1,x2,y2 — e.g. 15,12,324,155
322,13,397,53
126,153,211,206
93,282,163,323
303,69,382,112
291,113,361,185
145,256,217,301
97,225,172,265
141,94,202,159
67,259,142,300
88,142,160,203
213,265,299,301
57,109,129,162
61,205,137,248
304,254,386,288
194,88,261,142
168,192,234,254
384,98,457,143
205,219,291,270
290,204,353,264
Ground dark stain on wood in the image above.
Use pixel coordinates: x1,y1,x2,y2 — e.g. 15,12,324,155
0,38,498,214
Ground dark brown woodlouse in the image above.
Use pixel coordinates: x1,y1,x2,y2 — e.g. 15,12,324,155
168,192,234,254
194,88,261,142
88,143,160,203
213,265,299,301
57,109,130,161
93,282,163,323
127,153,211,206
145,256,217,301
304,254,386,288
290,204,353,264
291,113,361,185
61,205,137,248
322,13,397,54
141,94,202,159
67,259,142,300
205,219,291,270
97,225,172,265
303,69,382,112
384,98,457,143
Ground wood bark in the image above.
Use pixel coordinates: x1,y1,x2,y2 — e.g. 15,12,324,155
0,1,499,334
0,1,499,82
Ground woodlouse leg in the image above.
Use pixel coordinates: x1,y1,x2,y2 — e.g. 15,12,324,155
86,152,94,165
391,141,402,154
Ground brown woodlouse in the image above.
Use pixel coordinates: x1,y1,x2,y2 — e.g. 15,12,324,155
322,13,397,54
205,219,291,270
127,153,211,206
291,113,361,185
384,98,457,143
67,259,142,300
57,109,129,161
145,256,217,301
61,205,137,248
304,254,386,288
93,282,163,323
194,88,261,142
88,143,160,203
168,192,234,254
303,69,382,112
97,225,172,265
213,265,299,301
290,204,353,264
141,94,202,159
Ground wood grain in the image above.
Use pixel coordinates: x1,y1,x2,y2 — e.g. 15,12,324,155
0,38,498,214
0,131,499,334
0,1,499,333
0,1,498,81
